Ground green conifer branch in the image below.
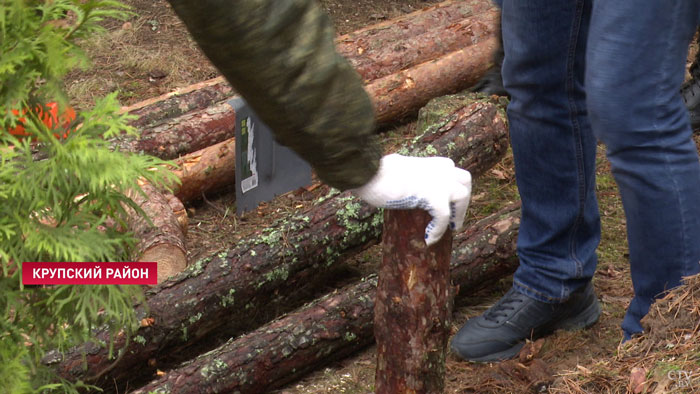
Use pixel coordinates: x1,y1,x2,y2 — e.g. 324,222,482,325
0,1,174,392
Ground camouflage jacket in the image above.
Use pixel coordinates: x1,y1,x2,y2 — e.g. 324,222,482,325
167,0,381,190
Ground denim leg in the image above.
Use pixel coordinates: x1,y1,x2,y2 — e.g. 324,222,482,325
502,0,600,303
586,1,700,338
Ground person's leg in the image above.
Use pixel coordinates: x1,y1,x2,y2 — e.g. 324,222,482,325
585,0,700,339
503,0,600,303
451,0,601,362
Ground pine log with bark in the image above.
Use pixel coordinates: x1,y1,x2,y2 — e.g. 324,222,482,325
375,209,453,394
113,101,236,160
128,184,188,283
151,50,502,201
114,3,499,159
368,38,499,124
126,182,188,284
131,204,520,394
113,39,498,159
52,96,509,391
121,77,233,130
335,0,498,82
165,192,189,233
169,137,236,203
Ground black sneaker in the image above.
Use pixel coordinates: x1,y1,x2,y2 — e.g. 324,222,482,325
682,62,700,131
450,282,601,362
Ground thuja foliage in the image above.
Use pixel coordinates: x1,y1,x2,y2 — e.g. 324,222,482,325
0,1,177,392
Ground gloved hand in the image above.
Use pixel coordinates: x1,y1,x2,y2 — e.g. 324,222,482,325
352,154,472,246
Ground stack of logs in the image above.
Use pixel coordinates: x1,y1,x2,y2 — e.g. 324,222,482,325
119,0,502,282
122,0,500,281
49,1,520,392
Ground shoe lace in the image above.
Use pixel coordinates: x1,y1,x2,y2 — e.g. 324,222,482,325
483,292,524,323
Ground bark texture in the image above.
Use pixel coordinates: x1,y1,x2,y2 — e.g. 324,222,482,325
169,137,236,203
121,77,233,130
368,38,499,124
375,209,453,394
132,277,377,394
126,182,188,284
113,101,236,160
52,96,509,391
132,204,520,394
165,192,189,234
336,1,498,82
450,204,521,293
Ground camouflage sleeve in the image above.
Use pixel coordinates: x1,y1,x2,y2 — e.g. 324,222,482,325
166,0,381,190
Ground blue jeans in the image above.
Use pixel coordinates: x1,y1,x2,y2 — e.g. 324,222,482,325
501,0,700,337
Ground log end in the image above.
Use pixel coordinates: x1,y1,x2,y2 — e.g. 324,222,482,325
140,245,187,284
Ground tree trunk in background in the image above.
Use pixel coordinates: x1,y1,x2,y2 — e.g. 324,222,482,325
131,204,520,394
52,97,509,392
375,209,453,394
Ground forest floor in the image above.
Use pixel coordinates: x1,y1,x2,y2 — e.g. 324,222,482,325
64,1,700,393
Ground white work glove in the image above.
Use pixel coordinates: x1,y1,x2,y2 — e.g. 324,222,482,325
352,154,472,246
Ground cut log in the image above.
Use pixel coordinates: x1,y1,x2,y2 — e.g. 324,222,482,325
131,204,520,394
368,38,499,124
51,96,509,391
375,209,453,394
126,182,188,283
165,192,189,235
169,138,236,203
121,77,232,130
113,101,236,160
336,1,499,82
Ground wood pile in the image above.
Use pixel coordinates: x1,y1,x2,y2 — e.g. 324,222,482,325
49,2,518,392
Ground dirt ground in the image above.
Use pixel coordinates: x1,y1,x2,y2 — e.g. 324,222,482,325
64,1,700,393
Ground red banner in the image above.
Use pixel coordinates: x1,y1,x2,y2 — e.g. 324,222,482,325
22,262,157,285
